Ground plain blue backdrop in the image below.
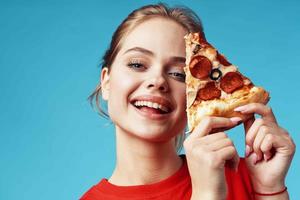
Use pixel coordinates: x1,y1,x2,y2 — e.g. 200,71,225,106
0,0,299,199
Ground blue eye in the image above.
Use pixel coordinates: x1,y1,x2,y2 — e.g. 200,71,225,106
169,72,186,82
128,63,143,68
127,60,146,71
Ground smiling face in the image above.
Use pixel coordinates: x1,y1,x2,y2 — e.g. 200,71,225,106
101,17,188,142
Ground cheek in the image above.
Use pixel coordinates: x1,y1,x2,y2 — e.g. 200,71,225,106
108,71,138,108
174,85,186,109
177,87,187,120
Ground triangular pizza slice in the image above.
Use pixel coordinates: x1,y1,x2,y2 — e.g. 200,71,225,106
184,33,270,132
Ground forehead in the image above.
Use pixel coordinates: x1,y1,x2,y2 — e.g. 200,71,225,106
119,17,188,57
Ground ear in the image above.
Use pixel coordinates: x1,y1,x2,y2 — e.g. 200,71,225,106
101,67,110,101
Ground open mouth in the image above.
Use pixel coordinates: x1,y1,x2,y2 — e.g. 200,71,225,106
132,100,171,114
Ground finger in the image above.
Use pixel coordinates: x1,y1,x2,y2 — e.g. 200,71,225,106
243,115,255,134
245,118,265,146
218,146,240,171
266,133,295,155
208,138,234,151
260,134,274,161
245,119,278,146
234,103,277,124
190,116,242,139
245,152,258,167
198,132,227,145
252,127,268,162
210,121,241,133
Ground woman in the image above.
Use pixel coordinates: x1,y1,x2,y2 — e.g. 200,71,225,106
81,3,295,200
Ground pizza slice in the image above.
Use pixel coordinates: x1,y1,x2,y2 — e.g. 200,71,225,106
184,33,270,132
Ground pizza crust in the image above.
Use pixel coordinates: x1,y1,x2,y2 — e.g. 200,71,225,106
187,85,270,131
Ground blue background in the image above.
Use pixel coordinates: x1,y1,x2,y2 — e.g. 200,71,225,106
0,0,299,199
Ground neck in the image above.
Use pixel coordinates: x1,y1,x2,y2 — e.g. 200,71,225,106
109,126,182,186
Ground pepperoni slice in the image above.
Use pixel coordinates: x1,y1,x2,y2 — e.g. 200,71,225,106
217,52,231,66
189,56,212,79
197,82,221,100
220,72,244,93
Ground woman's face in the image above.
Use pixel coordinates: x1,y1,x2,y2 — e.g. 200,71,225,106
101,18,188,142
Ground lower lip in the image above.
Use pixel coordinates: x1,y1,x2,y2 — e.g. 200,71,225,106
132,105,171,120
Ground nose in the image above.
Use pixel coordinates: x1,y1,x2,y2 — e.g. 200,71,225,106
146,74,169,93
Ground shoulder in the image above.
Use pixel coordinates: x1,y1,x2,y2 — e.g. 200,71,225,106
79,179,107,200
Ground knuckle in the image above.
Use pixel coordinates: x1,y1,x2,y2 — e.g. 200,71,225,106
252,140,260,152
285,134,296,150
260,125,269,133
265,133,274,142
285,137,296,156
280,128,295,146
261,135,273,151
281,127,289,136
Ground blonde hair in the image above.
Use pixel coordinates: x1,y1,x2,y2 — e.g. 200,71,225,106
88,3,205,152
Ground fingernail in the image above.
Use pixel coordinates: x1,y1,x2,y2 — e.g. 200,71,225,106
234,105,246,112
264,153,272,161
230,117,242,123
264,154,268,161
257,153,262,162
245,145,251,157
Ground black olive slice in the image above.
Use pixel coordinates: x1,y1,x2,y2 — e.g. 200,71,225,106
193,44,201,54
210,68,222,81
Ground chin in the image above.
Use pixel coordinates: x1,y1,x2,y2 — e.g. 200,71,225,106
134,129,173,142
130,124,185,143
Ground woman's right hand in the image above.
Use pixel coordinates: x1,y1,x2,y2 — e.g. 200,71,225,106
183,116,241,200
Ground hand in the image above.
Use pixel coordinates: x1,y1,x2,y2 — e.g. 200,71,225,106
184,116,241,200
235,103,296,195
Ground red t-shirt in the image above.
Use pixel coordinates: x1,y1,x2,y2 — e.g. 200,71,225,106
80,156,254,200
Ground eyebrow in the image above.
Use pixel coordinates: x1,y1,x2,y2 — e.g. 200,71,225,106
124,46,186,63
170,56,186,64
123,47,154,56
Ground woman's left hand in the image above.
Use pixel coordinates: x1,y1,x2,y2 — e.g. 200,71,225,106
234,103,296,194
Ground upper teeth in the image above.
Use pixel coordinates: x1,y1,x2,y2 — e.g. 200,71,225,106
133,101,169,113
